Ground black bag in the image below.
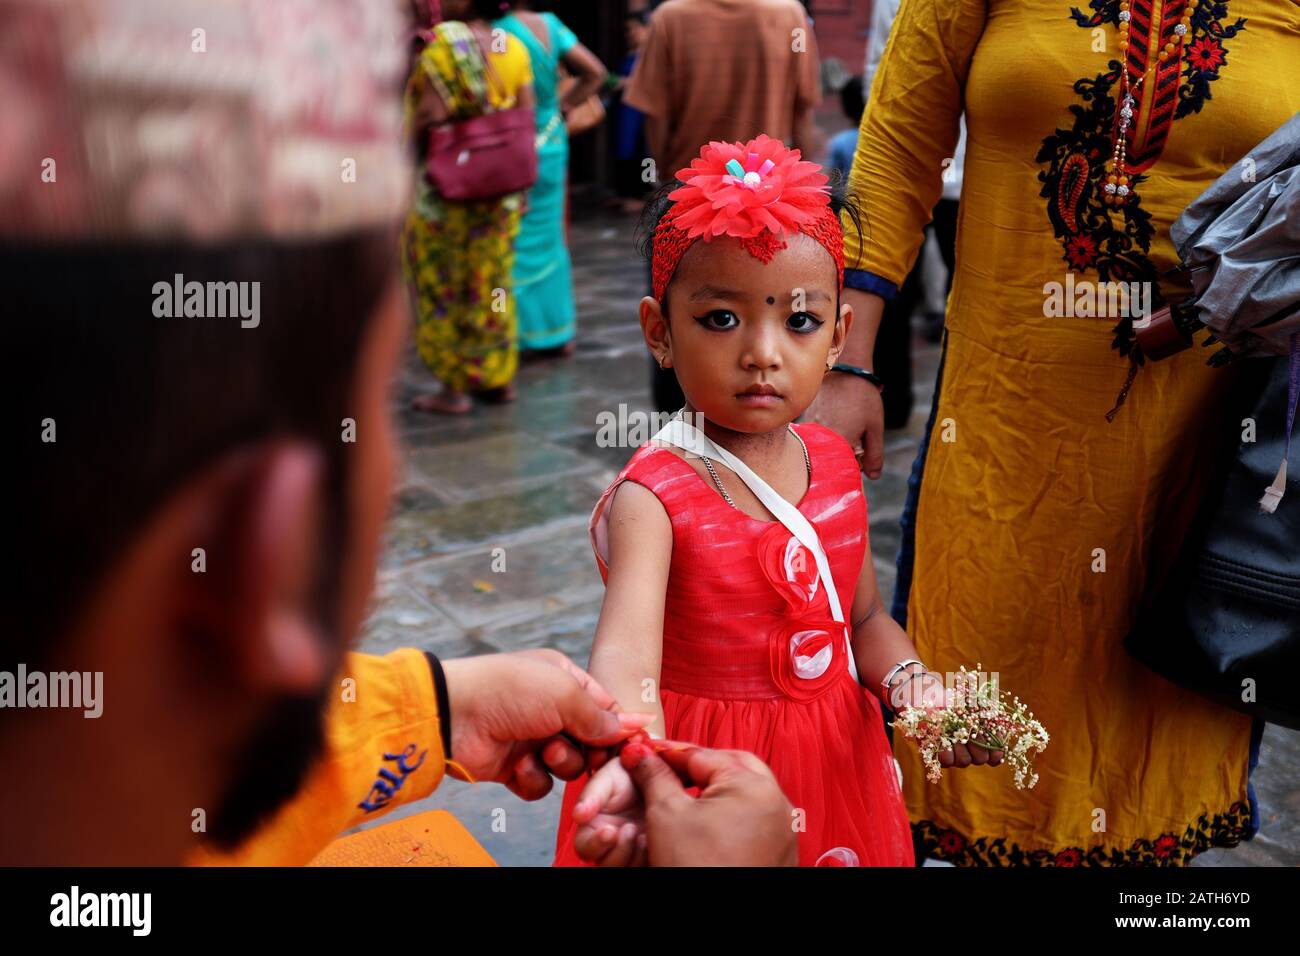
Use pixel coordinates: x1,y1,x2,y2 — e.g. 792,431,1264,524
1125,357,1300,728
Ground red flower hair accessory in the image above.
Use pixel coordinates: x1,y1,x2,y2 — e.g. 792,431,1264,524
651,135,844,302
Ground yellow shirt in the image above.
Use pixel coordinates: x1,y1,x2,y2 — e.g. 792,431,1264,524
190,649,451,866
408,23,534,120
839,0,1299,865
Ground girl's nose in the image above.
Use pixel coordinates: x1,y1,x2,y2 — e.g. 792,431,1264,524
741,325,782,370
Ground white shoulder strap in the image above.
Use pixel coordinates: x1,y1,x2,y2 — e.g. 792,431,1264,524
652,416,860,682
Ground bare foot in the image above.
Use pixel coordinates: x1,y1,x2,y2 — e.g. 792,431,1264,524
521,340,576,362
412,390,472,414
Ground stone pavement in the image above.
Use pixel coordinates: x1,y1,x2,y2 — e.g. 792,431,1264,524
355,208,1297,867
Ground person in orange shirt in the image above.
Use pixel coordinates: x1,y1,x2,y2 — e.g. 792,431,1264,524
1,0,795,869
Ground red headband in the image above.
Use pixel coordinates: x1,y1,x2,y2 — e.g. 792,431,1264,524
651,135,844,303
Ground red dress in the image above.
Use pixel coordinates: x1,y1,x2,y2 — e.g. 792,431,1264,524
554,422,915,866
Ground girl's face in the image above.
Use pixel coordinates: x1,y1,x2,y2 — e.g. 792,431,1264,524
642,232,851,434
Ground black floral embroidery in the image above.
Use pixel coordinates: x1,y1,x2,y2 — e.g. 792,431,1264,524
1177,2,1247,117
1037,1,1246,362
1036,64,1160,362
1069,0,1122,28
913,801,1251,866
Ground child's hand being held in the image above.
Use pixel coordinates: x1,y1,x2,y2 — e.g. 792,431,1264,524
572,754,648,866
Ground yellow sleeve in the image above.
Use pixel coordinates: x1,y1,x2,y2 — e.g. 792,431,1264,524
495,34,533,105
189,648,450,866
511,34,534,89
841,0,986,292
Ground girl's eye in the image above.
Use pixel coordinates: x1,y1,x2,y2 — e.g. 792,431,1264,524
693,310,739,331
788,312,825,333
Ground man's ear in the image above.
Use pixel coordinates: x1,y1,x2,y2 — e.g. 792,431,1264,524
829,298,855,364
178,442,330,698
640,295,673,369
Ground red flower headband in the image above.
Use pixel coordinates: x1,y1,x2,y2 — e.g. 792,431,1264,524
651,134,844,302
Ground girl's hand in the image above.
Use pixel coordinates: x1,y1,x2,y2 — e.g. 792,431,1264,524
892,673,1005,770
938,740,1004,770
572,756,648,866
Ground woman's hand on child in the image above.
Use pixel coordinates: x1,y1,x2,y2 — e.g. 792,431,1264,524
806,371,885,479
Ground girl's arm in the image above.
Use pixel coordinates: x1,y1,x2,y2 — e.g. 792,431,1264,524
848,541,1003,769
587,481,671,737
847,543,941,710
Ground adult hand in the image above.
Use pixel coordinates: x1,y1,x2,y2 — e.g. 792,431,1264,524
804,286,887,479
804,367,885,480
575,743,798,866
441,649,652,801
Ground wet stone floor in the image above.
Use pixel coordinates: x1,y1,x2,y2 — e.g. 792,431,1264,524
354,209,1298,868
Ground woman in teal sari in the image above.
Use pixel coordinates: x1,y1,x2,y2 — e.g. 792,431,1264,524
496,3,605,355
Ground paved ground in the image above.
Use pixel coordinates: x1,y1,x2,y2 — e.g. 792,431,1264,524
355,208,1297,867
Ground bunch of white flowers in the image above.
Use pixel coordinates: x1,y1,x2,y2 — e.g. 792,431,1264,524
891,664,1049,789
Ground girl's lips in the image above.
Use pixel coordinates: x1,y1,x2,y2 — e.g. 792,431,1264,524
735,392,782,408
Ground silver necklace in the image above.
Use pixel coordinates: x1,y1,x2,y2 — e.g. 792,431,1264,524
700,425,810,510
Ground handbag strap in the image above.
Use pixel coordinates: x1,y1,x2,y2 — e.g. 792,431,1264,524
651,414,860,682
1260,332,1300,513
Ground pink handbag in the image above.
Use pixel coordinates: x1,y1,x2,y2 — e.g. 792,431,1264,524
426,106,538,202
422,26,538,203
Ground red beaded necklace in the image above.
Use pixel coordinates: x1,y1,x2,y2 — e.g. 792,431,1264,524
1103,0,1196,207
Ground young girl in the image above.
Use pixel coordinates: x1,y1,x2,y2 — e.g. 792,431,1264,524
554,136,996,867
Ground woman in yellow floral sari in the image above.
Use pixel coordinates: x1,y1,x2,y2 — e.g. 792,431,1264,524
403,1,534,413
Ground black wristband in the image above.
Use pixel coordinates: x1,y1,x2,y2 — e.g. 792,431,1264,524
424,651,453,760
830,364,885,390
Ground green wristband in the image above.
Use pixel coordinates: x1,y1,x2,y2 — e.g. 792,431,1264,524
830,364,884,390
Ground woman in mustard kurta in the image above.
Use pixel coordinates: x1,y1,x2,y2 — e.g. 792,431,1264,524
828,0,1299,864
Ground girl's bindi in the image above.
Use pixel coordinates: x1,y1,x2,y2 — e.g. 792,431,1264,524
766,296,775,305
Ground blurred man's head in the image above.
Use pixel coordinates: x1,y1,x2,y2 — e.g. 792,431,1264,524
625,10,650,51
2,0,412,864
840,75,865,127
